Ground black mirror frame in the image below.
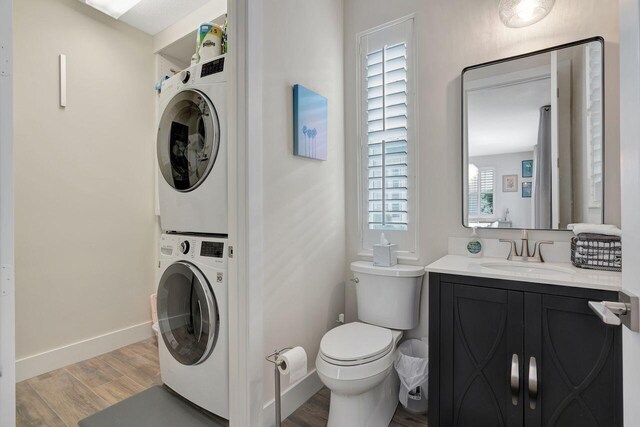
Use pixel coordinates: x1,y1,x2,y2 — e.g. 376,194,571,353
461,36,606,231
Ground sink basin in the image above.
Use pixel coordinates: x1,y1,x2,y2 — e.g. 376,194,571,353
478,261,575,276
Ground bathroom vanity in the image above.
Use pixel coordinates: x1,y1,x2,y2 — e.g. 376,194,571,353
436,34,626,426
426,255,622,427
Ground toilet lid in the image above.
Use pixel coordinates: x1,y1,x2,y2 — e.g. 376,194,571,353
320,322,393,365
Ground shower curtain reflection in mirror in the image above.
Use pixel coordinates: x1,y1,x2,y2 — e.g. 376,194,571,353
533,105,552,229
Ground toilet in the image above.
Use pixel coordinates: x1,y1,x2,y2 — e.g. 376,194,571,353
316,261,425,427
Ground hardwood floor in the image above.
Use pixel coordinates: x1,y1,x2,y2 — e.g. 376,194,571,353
17,337,427,427
16,337,161,427
283,387,428,427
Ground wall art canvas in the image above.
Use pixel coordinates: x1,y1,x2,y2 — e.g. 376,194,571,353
293,84,328,160
522,181,532,198
522,160,534,178
503,174,518,192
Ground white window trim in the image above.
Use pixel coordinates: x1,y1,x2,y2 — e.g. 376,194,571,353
356,14,420,261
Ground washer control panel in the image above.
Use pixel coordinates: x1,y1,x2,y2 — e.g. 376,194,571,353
201,241,224,258
159,234,227,266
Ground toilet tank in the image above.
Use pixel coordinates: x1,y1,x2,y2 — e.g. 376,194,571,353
351,261,425,330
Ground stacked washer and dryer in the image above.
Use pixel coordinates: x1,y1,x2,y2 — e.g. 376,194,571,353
155,56,229,419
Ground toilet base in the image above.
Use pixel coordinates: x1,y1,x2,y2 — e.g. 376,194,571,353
327,368,400,427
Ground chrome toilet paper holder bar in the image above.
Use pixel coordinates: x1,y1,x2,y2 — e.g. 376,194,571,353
265,347,293,427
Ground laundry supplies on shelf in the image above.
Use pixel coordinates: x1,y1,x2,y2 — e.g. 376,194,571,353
193,21,225,65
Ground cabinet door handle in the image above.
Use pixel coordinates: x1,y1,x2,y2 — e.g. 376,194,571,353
510,354,519,406
528,356,538,410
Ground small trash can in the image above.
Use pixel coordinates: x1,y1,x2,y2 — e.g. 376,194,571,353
394,339,429,414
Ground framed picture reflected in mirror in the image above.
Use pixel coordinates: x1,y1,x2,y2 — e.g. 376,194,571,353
503,175,518,192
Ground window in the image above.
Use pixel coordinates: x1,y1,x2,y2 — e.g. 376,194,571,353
468,165,495,218
585,42,603,208
358,16,417,256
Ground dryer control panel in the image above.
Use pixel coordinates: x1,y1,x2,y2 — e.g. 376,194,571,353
201,57,225,78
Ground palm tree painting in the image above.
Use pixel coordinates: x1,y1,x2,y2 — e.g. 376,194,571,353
302,125,308,154
293,84,328,160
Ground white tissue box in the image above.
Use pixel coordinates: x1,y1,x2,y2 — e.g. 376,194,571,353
373,244,398,267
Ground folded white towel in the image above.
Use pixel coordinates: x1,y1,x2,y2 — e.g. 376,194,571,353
576,248,622,258
569,223,622,237
575,251,622,262
576,241,622,249
574,253,622,267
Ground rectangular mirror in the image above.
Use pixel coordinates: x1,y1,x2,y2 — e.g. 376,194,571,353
462,38,605,230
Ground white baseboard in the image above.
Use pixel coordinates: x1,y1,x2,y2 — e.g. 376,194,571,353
262,369,324,427
16,320,154,382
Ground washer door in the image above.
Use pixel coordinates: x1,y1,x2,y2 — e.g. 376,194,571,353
157,89,220,192
157,261,219,365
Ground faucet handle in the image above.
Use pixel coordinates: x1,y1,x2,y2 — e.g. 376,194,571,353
533,241,554,262
500,239,519,260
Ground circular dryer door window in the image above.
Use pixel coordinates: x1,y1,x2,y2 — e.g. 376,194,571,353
157,89,220,192
157,261,219,365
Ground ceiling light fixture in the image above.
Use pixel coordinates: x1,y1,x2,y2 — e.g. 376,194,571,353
82,0,143,19
499,0,555,28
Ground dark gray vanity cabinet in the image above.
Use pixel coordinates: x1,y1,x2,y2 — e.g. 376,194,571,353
428,273,623,427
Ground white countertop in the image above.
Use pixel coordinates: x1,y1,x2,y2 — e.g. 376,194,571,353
425,255,622,292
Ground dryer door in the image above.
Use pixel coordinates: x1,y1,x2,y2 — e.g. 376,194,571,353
157,89,220,192
157,261,219,365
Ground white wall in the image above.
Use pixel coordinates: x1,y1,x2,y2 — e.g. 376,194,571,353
345,0,619,339
261,0,345,406
470,151,534,229
14,0,157,379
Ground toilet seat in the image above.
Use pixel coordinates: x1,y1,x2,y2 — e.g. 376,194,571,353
319,322,394,367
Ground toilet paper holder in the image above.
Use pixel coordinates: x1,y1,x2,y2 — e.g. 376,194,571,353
265,347,293,427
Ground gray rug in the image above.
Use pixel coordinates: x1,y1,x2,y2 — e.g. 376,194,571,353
78,386,226,427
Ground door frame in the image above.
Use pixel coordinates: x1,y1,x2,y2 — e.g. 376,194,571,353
0,0,265,425
0,0,15,425
619,0,640,424
227,0,265,425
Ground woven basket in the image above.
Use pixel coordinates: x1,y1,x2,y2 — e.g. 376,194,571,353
571,233,622,272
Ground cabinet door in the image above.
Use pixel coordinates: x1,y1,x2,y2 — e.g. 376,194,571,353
441,283,524,427
524,294,623,427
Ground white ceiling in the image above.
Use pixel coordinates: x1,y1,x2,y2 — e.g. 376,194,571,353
119,0,211,35
467,78,551,158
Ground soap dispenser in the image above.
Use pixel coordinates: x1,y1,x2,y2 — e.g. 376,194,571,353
467,227,483,258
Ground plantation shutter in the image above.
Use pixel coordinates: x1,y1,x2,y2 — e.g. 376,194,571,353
479,169,495,216
468,166,494,218
366,42,409,231
359,17,416,255
586,42,603,207
468,166,479,217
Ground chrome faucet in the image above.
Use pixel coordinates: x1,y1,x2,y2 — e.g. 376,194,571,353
500,230,554,262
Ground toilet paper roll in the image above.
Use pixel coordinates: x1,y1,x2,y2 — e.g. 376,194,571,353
277,347,307,382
